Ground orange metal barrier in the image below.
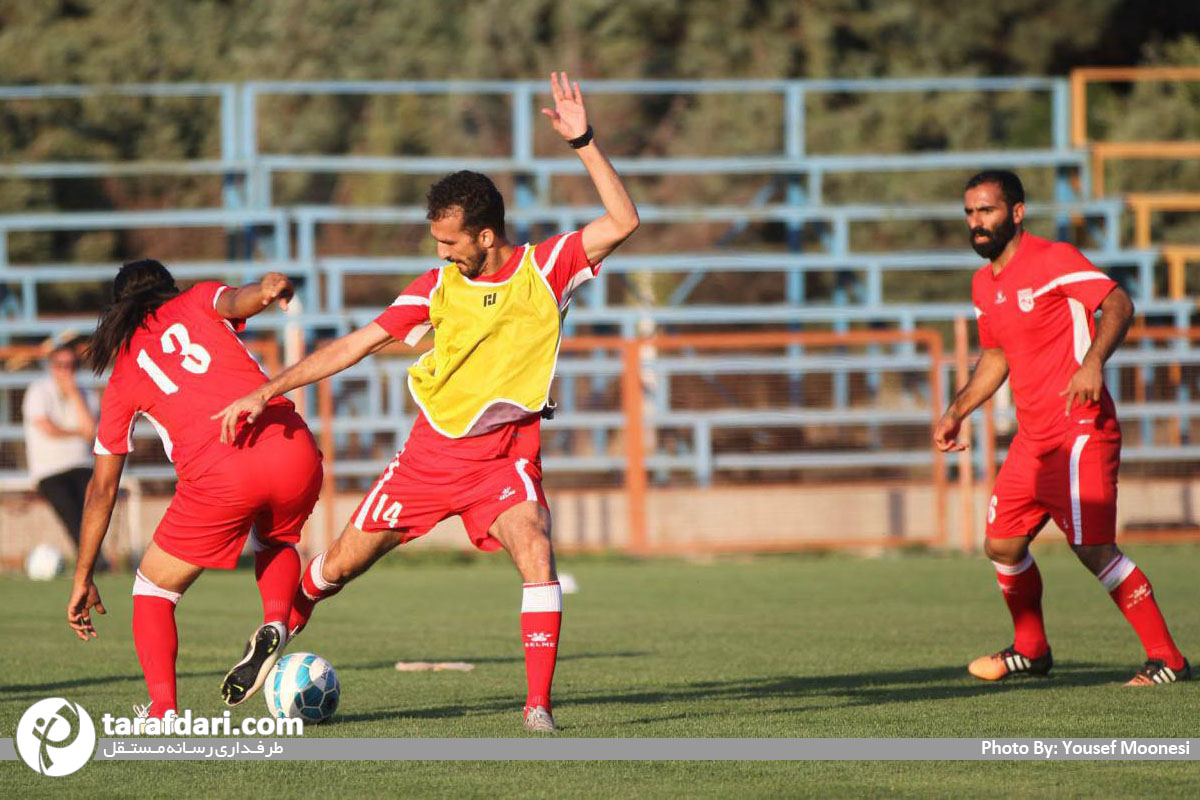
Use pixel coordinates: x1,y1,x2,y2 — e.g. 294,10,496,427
316,329,948,554
1070,66,1200,147
953,317,975,553
1069,67,1200,198
1126,193,1200,249
1090,142,1200,198
1161,246,1200,300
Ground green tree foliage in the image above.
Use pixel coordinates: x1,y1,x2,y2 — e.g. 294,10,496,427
0,0,1195,280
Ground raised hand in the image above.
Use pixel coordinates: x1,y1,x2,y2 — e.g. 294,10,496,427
260,272,294,311
540,71,589,141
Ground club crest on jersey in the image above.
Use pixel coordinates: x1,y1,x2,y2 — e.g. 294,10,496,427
1017,288,1034,312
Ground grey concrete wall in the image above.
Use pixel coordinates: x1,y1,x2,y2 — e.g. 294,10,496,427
4,477,1197,570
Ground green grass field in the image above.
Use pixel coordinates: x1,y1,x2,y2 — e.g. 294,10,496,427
3,544,1199,797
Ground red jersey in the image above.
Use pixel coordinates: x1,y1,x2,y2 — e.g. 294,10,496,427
373,231,597,462
94,282,293,480
972,233,1119,446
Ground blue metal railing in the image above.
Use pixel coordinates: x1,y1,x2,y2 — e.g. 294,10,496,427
1,76,1077,207
1,77,1196,482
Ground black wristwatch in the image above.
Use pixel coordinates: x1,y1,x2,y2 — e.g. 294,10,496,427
568,125,594,149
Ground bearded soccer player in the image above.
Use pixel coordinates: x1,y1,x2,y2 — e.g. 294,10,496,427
933,170,1189,686
215,73,639,731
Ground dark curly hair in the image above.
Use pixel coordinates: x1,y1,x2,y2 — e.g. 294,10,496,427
965,170,1025,208
426,170,506,237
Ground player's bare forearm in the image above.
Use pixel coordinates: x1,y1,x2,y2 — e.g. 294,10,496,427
934,349,1007,451
68,455,119,640
577,142,640,264
260,323,390,401
946,348,1009,421
1081,286,1134,370
74,454,125,581
216,272,295,320
216,323,392,442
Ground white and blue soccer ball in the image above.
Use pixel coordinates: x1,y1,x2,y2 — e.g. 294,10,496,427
264,652,340,723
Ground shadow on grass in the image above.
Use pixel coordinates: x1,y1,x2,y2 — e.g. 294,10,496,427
1,670,214,701
336,660,1135,724
3,650,649,708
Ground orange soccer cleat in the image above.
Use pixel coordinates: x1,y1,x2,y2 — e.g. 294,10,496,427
1125,658,1191,687
968,645,1053,681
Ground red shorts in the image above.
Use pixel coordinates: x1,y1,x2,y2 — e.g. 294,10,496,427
349,448,548,551
154,407,323,569
987,430,1120,546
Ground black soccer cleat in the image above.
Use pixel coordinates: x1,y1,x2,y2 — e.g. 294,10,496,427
968,645,1053,681
1126,658,1191,686
221,622,287,706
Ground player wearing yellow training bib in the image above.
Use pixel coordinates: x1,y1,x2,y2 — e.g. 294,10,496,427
356,228,592,551
407,238,568,440
216,72,640,733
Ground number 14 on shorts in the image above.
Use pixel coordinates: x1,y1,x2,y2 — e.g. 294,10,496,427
370,494,403,527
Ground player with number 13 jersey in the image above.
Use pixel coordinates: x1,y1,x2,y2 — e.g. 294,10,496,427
96,281,300,480
67,259,323,718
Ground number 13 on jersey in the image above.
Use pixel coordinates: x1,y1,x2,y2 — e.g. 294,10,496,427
137,323,212,394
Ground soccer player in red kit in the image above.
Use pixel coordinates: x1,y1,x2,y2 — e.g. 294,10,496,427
66,259,324,716
934,170,1189,686
215,73,639,732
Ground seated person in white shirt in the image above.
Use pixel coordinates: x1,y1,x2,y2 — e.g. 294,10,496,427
22,343,101,563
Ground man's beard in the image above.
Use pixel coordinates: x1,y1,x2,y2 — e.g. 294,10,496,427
970,213,1017,260
455,251,488,278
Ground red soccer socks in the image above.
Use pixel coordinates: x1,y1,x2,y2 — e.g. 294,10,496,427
1098,555,1185,670
132,570,181,717
992,553,1048,659
521,581,562,712
254,543,300,626
287,551,343,636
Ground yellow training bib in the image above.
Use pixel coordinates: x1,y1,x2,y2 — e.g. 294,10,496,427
408,247,562,438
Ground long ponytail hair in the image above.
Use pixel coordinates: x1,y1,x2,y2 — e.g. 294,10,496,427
88,259,180,374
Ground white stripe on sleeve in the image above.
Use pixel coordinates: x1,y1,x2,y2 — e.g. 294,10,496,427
1032,271,1111,299
539,232,574,277
390,295,432,307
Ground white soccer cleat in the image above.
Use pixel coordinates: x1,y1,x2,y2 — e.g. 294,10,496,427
523,705,558,733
